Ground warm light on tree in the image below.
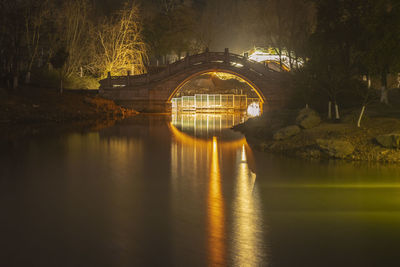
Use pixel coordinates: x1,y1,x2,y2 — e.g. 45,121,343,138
93,1,147,78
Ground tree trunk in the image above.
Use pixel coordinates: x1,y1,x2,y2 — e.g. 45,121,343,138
357,105,366,128
368,76,371,89
60,70,63,94
38,48,44,67
380,86,389,104
13,75,18,89
328,101,332,119
380,71,389,104
335,103,340,120
397,73,400,88
25,71,31,84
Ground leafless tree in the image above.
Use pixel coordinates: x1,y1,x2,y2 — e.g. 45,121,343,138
0,0,26,88
92,1,147,77
24,0,51,83
55,0,91,77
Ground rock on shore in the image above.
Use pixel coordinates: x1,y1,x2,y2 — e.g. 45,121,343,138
273,125,301,140
376,133,400,148
233,106,400,162
316,139,355,159
296,108,321,129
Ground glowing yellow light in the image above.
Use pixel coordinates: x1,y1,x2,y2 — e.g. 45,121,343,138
247,102,261,117
172,94,251,112
213,72,246,82
168,120,262,265
247,48,304,71
168,122,251,149
167,71,265,105
240,145,246,162
208,136,226,265
233,142,265,265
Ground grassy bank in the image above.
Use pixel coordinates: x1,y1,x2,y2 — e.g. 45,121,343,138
0,86,138,140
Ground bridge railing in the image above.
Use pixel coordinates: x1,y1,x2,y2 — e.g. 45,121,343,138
99,49,276,89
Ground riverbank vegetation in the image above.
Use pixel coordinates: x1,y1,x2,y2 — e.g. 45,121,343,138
0,86,137,141
0,0,147,91
234,0,400,162
0,86,137,124
1,0,400,159
0,0,315,90
2,0,399,94
294,0,400,121
235,99,400,162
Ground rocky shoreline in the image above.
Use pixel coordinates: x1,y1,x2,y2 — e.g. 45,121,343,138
234,107,400,163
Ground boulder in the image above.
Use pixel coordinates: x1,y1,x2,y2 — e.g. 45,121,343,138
273,125,301,140
316,139,354,158
376,133,400,148
296,108,321,129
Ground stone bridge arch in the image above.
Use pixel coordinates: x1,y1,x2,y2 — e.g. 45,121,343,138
165,69,266,103
99,49,290,112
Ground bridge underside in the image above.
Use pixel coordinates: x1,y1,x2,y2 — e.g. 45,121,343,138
100,52,291,113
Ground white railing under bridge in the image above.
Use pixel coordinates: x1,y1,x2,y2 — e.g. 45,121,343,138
171,94,260,112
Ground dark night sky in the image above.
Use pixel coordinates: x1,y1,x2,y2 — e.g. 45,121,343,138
93,0,205,13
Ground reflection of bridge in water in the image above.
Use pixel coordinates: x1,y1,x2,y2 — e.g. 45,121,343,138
171,112,247,140
169,119,265,265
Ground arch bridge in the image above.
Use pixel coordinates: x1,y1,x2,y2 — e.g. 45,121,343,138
99,49,290,112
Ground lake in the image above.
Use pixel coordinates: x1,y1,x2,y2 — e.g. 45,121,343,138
1,114,400,266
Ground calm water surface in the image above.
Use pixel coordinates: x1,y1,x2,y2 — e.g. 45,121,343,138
1,114,400,267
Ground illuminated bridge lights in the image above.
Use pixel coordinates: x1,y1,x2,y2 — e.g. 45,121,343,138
246,47,304,71
171,94,261,113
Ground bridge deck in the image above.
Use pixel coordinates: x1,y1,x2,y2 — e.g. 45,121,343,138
100,50,276,89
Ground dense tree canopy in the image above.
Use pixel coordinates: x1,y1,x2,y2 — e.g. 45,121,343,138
304,0,400,106
0,0,147,88
1,0,399,100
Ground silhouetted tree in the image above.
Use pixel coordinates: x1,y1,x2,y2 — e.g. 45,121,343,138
355,0,400,104
24,0,51,83
55,0,91,77
50,47,69,93
143,0,195,63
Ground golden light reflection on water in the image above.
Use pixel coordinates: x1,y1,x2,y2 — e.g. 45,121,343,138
169,114,265,266
208,136,226,265
171,112,246,139
233,144,265,266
